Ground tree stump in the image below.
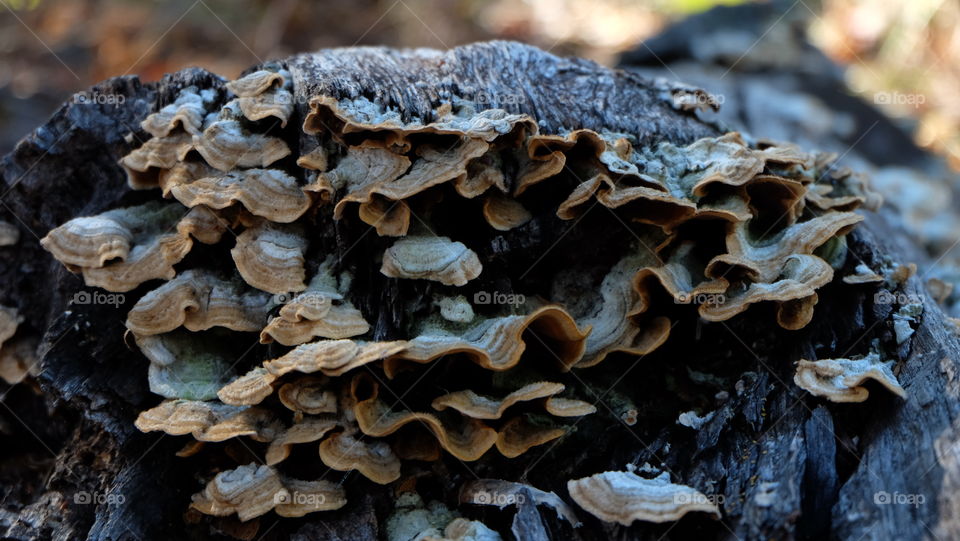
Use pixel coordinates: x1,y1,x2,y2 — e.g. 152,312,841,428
0,40,956,541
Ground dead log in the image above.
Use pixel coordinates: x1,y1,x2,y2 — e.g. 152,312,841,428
0,40,956,541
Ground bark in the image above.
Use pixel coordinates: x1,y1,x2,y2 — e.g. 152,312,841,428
0,39,956,541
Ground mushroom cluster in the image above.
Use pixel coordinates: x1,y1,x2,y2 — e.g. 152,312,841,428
40,55,878,525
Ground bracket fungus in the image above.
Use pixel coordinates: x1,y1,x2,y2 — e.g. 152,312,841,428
36,42,885,533
169,168,311,223
126,270,274,335
567,470,721,525
381,235,483,286
191,463,346,521
259,265,370,345
793,352,907,402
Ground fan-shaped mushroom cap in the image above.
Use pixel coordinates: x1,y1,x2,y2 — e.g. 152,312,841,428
573,251,672,368
297,145,329,172
706,212,862,284
567,470,721,525
265,416,338,466
843,264,884,284
316,143,411,200
318,431,402,484
135,399,279,442
384,306,589,375
260,269,370,345
226,69,287,98
266,339,408,378
699,254,834,329
126,270,274,335
336,138,489,230
512,132,581,197
231,221,308,295
261,304,370,344
141,88,210,138
794,352,906,402
278,376,338,415
391,429,442,462
170,168,310,223
120,134,195,189
455,156,507,199
356,397,498,462
805,159,881,211
304,94,536,143
191,464,284,521
153,160,220,196
482,194,532,231
237,88,294,126
274,477,347,517
80,207,215,292
357,197,412,237
431,382,565,420
557,174,698,230
631,241,727,314
191,463,346,520
554,131,821,231
40,214,133,268
650,133,807,198
495,416,566,458
226,70,294,126
380,235,482,286
193,112,290,171
218,367,278,406
544,397,596,417
0,221,19,246
42,203,223,292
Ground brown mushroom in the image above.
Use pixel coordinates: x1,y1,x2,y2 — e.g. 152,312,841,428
567,470,721,524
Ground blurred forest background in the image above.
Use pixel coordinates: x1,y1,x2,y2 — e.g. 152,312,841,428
0,0,957,170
